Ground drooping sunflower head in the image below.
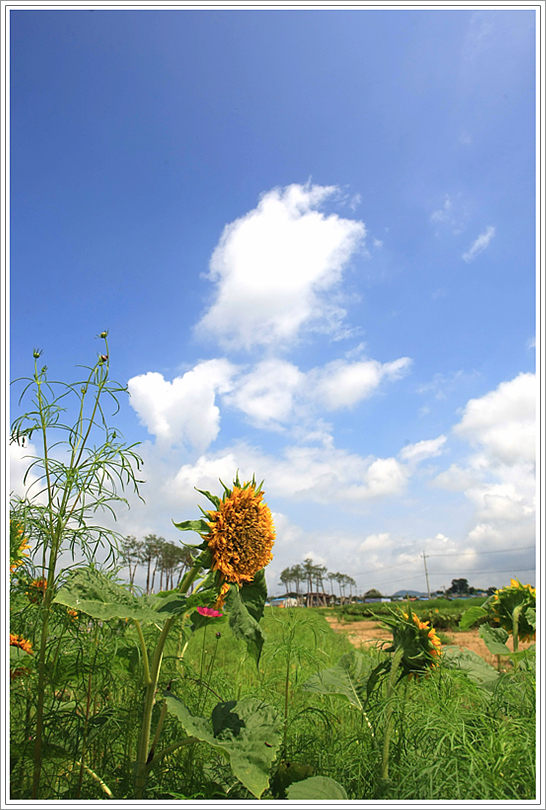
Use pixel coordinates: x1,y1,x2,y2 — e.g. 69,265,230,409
203,477,275,589
10,520,31,573
382,606,442,681
490,578,536,643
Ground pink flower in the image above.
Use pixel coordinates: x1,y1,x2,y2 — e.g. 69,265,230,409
196,606,223,618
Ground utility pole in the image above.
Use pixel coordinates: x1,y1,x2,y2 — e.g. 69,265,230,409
422,551,431,599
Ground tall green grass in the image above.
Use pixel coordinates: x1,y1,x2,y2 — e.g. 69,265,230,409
10,605,535,800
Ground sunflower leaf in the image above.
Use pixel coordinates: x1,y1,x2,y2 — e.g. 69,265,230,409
195,488,221,509
459,606,489,631
441,646,499,690
165,693,282,799
238,568,268,623
225,584,265,667
302,651,370,711
172,518,210,536
53,567,181,623
286,776,348,800
478,624,511,656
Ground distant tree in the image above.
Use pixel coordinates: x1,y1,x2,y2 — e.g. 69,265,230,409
140,535,164,594
302,558,315,595
364,588,383,600
448,578,469,596
291,564,303,602
279,567,292,595
119,535,142,589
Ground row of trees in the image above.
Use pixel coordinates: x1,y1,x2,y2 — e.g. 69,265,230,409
118,534,196,594
278,558,357,603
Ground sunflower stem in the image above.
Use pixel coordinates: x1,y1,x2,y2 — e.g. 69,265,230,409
134,559,202,798
379,645,404,790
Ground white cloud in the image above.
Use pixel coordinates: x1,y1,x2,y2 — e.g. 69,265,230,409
311,357,412,411
453,372,535,465
195,183,366,351
128,359,236,453
433,372,536,557
430,193,468,235
399,435,447,464
462,225,496,262
432,463,479,491
359,532,392,552
223,359,304,430
10,440,46,503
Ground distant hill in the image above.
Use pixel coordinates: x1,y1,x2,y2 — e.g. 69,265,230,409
391,589,428,598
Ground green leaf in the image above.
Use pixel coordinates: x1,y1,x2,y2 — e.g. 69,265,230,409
172,518,210,539
478,624,511,656
287,776,348,800
165,694,282,799
225,584,265,667
525,607,536,630
270,761,315,798
441,646,499,690
53,568,182,623
459,605,489,631
239,568,268,623
195,488,221,509
303,652,368,711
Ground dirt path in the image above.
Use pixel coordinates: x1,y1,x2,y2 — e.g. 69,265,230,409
324,616,528,668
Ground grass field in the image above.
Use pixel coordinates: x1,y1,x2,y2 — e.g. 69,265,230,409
10,601,536,800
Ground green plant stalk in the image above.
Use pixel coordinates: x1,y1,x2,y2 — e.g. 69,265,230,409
134,560,203,798
31,356,107,798
380,645,404,785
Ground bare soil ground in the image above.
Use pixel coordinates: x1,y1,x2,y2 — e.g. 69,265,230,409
324,616,530,668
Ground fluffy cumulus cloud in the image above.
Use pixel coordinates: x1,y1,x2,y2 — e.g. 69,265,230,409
128,359,236,452
310,357,412,410
169,442,409,506
434,372,536,555
223,359,304,429
453,372,535,464
195,183,366,350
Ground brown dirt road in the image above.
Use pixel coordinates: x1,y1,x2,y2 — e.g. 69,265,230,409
325,616,530,669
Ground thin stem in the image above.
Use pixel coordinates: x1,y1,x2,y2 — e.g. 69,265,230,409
134,560,203,798
134,620,151,686
380,646,405,785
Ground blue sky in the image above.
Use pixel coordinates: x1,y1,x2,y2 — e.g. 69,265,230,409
9,7,537,596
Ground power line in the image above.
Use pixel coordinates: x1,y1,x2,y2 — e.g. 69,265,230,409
425,546,535,558
352,546,535,577
366,566,535,588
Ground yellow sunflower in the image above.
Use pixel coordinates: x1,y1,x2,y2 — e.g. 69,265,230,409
203,481,275,596
490,578,536,643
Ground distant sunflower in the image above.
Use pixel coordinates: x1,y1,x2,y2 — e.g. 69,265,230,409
490,579,536,643
10,520,31,573
202,478,275,605
382,607,442,680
